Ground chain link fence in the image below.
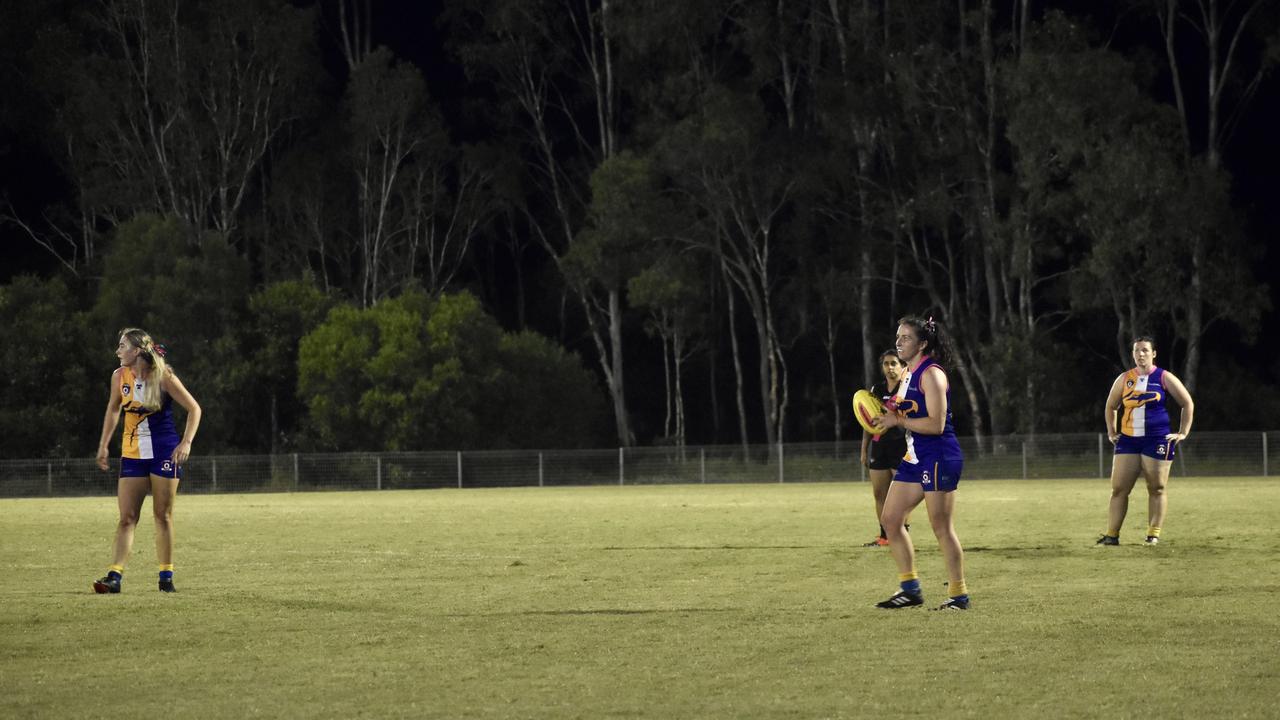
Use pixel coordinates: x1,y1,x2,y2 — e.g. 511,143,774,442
1,432,1274,498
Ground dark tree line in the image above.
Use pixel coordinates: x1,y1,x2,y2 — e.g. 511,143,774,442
1,0,1277,459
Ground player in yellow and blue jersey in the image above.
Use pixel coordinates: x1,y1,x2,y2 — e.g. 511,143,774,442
1097,336,1194,546
870,316,969,610
92,328,202,594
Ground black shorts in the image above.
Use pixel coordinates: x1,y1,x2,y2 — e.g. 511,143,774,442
868,441,906,471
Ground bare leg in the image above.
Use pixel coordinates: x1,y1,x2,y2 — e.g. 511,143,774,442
869,468,892,534
150,475,179,566
1107,454,1143,536
924,490,964,586
1141,456,1171,531
881,481,925,576
111,477,150,567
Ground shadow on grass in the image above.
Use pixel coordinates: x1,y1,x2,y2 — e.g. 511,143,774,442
602,545,816,551
447,607,742,617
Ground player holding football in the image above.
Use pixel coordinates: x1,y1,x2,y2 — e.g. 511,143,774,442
1096,336,1194,546
870,316,969,610
92,328,202,594
859,350,909,547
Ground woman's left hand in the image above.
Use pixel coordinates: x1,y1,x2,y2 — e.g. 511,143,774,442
872,412,900,431
172,440,192,465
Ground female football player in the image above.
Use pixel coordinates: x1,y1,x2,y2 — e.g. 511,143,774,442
1096,336,1194,546
93,328,202,594
870,316,969,610
859,349,908,547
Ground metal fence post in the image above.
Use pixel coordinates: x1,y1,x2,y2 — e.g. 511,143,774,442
1264,432,1269,477
1021,441,1028,480
700,448,706,484
47,462,52,496
292,453,299,491
212,455,218,493
538,452,544,487
619,447,625,485
376,455,382,491
457,452,463,489
778,442,784,483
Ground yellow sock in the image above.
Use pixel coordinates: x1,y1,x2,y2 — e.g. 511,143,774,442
898,571,918,583
1147,526,1161,538
158,564,174,572
108,564,124,573
949,580,968,598
1106,528,1120,537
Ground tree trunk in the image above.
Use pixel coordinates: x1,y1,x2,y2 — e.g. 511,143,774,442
725,264,751,455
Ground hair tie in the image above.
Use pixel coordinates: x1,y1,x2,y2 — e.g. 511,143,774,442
923,316,937,334
152,343,167,358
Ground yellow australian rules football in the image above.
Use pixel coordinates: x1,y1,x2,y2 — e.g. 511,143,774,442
852,389,886,436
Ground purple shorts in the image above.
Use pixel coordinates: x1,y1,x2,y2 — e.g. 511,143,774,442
120,455,182,479
1115,435,1178,461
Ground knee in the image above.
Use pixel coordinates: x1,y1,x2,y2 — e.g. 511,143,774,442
1147,483,1167,496
1109,486,1132,499
880,508,905,529
153,508,174,529
117,513,139,530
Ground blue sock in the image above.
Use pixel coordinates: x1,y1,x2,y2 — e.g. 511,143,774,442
107,570,122,581
901,578,921,594
159,570,173,582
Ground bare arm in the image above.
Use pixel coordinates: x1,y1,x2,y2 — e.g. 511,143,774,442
874,366,948,436
1104,373,1126,444
1161,371,1194,441
96,369,124,471
860,426,871,466
163,372,202,465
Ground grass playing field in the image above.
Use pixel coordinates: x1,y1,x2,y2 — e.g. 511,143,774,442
2,478,1279,719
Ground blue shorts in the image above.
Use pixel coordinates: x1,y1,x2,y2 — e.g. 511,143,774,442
1115,435,1178,461
120,455,182,480
893,458,963,491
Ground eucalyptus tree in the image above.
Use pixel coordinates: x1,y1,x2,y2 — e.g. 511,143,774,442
628,251,708,447
444,0,638,445
1138,0,1278,390
661,85,799,448
345,47,484,305
45,0,317,246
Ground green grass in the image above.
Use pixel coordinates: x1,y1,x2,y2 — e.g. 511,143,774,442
3,479,1279,719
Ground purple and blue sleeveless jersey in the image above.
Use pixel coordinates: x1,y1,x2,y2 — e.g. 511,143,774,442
893,356,963,465
1117,367,1172,438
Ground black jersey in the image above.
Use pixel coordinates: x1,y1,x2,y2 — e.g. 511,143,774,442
867,380,907,468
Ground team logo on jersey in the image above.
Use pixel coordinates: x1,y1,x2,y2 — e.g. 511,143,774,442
896,399,921,416
121,384,131,395
1125,379,1135,389
1122,390,1162,407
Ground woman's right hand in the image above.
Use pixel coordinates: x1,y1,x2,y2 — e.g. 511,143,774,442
95,447,109,471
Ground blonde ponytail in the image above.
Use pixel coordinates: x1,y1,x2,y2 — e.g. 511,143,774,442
119,327,170,411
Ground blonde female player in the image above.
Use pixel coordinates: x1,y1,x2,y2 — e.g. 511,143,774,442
93,328,202,593
870,316,969,610
859,350,908,546
1096,336,1194,546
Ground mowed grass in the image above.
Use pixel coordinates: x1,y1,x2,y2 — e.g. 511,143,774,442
3,479,1279,719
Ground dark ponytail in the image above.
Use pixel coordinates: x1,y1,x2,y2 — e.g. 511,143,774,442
897,314,955,367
